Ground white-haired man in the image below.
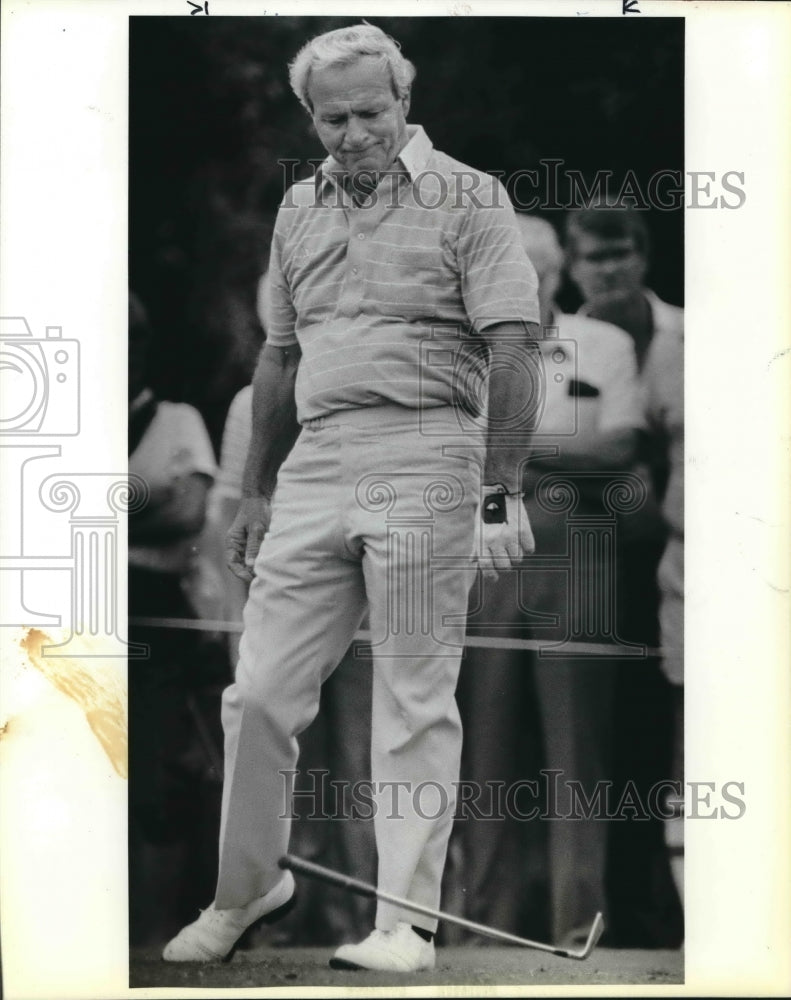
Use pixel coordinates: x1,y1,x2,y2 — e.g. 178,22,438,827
164,23,541,972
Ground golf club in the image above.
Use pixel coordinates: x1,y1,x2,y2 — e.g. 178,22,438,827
279,854,605,960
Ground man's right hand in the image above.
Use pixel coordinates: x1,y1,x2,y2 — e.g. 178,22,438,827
226,495,272,582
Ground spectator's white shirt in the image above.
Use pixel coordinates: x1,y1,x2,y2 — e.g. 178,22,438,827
129,401,217,573
536,310,645,436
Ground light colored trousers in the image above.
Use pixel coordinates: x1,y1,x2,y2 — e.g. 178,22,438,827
215,404,484,931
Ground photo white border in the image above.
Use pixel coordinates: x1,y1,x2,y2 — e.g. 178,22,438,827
1,1,789,996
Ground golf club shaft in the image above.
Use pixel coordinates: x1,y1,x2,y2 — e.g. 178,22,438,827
279,854,600,959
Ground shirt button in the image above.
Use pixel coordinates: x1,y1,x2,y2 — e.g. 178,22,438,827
352,267,359,275
357,233,365,240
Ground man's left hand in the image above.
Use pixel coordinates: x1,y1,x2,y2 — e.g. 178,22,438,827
477,487,535,581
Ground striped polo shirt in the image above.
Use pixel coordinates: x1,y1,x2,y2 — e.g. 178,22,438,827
266,125,540,422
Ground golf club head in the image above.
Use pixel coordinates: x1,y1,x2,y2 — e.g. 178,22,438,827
569,911,605,960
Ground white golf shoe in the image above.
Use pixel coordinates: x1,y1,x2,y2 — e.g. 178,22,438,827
162,870,296,962
330,922,436,972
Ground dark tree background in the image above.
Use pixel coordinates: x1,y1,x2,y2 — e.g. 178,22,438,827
130,16,683,449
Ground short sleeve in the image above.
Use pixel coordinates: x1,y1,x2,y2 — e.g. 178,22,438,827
256,270,272,336
457,179,540,332
265,199,299,348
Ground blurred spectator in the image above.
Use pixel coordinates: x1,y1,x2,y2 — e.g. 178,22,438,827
128,292,218,945
458,216,643,947
208,382,256,668
643,320,685,905
565,206,684,947
567,207,682,370
203,271,376,945
206,270,274,670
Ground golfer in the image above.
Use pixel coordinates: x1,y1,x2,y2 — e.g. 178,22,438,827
164,22,540,972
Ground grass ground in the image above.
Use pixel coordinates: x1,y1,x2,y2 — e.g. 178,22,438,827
131,943,683,989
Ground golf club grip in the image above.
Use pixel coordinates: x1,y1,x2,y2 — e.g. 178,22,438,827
280,854,377,899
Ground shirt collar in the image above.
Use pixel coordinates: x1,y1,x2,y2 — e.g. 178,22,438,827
396,125,433,180
315,125,433,196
